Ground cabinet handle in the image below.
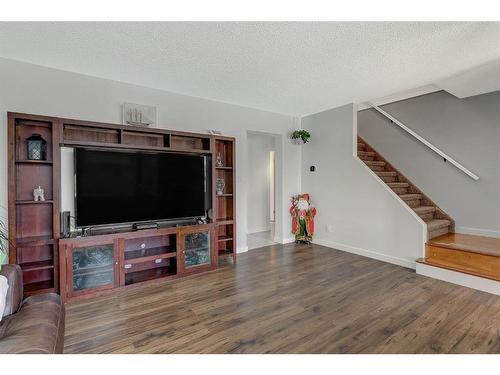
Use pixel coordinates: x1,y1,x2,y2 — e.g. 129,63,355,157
124,264,132,269
140,243,146,249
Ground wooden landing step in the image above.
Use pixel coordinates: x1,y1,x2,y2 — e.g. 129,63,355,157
417,233,500,281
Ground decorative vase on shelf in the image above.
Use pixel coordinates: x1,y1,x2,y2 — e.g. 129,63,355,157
216,178,226,195
216,152,224,167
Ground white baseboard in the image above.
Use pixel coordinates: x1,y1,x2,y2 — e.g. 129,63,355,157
236,246,249,254
313,238,416,270
416,262,500,296
455,226,500,238
274,237,295,245
247,227,271,235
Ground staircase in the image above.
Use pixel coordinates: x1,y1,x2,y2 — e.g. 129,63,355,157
357,136,454,239
358,135,499,294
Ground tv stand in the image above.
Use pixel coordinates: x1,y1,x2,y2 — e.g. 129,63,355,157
7,112,236,299
59,223,216,302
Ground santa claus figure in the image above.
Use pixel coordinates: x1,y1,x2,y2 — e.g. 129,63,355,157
290,193,317,244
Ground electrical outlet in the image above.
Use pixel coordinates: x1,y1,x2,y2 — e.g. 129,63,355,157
326,224,334,233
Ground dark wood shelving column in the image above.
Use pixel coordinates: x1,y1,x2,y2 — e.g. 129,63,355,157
213,137,236,263
7,113,61,296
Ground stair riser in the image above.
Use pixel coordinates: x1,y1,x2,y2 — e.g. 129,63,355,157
428,226,450,239
391,187,408,195
380,176,397,183
368,165,386,172
360,155,375,161
425,245,500,281
418,212,435,222
403,199,421,208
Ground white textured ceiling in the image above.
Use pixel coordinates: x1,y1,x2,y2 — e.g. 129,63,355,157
1,22,500,116
436,59,500,98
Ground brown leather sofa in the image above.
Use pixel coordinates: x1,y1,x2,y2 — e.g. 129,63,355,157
0,264,65,353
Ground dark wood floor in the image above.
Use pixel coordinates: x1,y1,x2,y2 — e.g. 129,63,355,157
64,243,500,353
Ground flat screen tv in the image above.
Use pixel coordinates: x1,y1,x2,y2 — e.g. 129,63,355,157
75,148,207,228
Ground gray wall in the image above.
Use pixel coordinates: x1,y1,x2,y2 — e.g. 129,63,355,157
0,57,302,252
302,104,424,268
358,90,500,237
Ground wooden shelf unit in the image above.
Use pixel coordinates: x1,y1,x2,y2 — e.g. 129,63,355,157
8,113,61,296
213,137,236,263
8,112,236,299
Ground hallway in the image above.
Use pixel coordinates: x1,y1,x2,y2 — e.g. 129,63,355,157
247,223,276,250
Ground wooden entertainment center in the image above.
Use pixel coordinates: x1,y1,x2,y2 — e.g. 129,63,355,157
7,112,236,302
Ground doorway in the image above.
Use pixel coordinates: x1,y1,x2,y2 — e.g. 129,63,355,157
247,132,278,250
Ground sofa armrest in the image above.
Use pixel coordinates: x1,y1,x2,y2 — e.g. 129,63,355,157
1,264,23,317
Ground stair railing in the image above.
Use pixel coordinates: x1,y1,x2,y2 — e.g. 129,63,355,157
368,103,479,181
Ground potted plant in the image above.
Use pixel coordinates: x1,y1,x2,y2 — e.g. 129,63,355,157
291,130,311,144
0,218,8,270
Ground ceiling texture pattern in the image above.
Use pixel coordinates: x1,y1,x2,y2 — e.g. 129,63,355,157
1,22,499,115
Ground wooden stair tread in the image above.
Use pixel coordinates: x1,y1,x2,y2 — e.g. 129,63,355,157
364,160,385,166
375,171,397,176
399,193,422,200
428,233,500,258
358,151,375,157
413,206,436,214
387,182,409,188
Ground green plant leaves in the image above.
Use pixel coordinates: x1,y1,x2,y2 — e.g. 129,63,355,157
291,130,311,143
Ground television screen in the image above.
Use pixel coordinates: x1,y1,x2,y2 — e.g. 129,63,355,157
75,149,207,227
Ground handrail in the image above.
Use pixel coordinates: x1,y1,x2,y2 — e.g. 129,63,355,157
368,103,479,181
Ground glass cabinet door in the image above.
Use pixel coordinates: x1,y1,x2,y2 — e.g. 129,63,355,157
71,244,115,292
183,231,211,269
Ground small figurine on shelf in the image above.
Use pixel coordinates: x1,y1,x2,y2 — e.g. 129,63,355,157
290,193,316,244
33,186,45,201
216,152,224,167
216,178,226,195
